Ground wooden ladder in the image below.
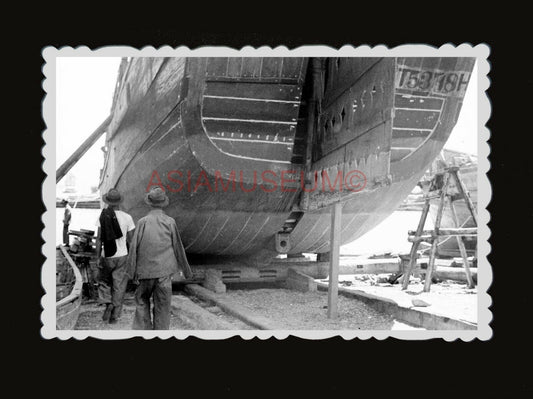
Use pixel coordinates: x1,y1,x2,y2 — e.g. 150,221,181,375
402,166,477,292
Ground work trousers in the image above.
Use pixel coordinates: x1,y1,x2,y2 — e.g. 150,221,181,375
132,275,172,330
63,224,69,246
98,255,129,317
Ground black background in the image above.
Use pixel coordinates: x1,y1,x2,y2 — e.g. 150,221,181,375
10,24,532,396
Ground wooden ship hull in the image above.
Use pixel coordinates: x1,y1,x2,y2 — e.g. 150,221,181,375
99,57,475,262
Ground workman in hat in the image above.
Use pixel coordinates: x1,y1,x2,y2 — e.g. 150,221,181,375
61,199,72,246
128,186,192,330
95,188,135,324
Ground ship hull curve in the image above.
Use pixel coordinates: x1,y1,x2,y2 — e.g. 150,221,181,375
99,56,475,258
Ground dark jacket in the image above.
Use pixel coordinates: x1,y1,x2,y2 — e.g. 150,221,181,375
99,207,123,257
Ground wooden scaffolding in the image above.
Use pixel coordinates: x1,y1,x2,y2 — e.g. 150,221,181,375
402,166,478,292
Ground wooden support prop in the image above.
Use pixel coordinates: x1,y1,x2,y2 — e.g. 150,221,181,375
172,278,205,285
453,168,478,226
402,193,432,290
184,284,282,330
57,245,83,308
317,252,330,262
407,235,433,243
423,236,439,291
405,167,478,292
203,269,226,293
171,295,235,330
327,202,342,318
285,268,317,292
424,172,451,292
56,115,111,183
449,199,475,288
410,228,477,238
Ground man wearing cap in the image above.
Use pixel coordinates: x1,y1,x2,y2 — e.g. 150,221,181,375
95,188,135,323
128,186,192,330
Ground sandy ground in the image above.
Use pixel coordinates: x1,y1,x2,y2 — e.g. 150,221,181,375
224,288,402,330
74,297,195,330
74,288,423,330
184,295,253,330
74,293,252,330
330,274,477,324
75,299,142,330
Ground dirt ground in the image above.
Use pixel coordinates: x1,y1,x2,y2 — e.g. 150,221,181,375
74,288,405,330
224,288,397,330
76,279,463,330
74,297,193,330
185,295,253,329
332,274,478,324
74,293,252,330
75,298,142,330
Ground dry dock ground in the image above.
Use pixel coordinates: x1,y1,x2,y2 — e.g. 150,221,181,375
224,288,402,330
74,286,421,330
74,293,253,330
73,279,474,331
330,274,477,325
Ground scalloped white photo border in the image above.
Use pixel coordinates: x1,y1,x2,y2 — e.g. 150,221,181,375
41,44,491,340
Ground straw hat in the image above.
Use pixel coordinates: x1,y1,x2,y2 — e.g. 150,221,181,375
144,186,169,208
102,188,124,205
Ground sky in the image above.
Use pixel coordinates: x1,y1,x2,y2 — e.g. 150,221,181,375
55,57,478,195
56,57,121,196
444,61,478,155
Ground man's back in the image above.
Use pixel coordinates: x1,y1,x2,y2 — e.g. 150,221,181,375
133,209,179,279
63,204,72,224
97,209,135,258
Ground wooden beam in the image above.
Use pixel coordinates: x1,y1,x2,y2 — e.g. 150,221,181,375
170,295,235,330
424,171,450,292
327,202,342,318
56,115,111,183
429,228,477,236
56,245,83,308
184,284,282,330
409,227,476,237
402,196,431,290
408,228,477,243
286,268,318,292
452,169,478,226
449,200,475,288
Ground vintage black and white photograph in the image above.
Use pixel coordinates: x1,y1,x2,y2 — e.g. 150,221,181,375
42,45,491,339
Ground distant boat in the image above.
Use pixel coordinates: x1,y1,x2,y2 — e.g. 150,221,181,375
99,57,475,262
398,185,426,211
56,193,101,209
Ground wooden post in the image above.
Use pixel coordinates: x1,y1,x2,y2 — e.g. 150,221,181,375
449,199,475,288
424,172,450,292
452,169,478,226
402,197,431,290
423,237,440,292
327,202,342,319
56,115,111,183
